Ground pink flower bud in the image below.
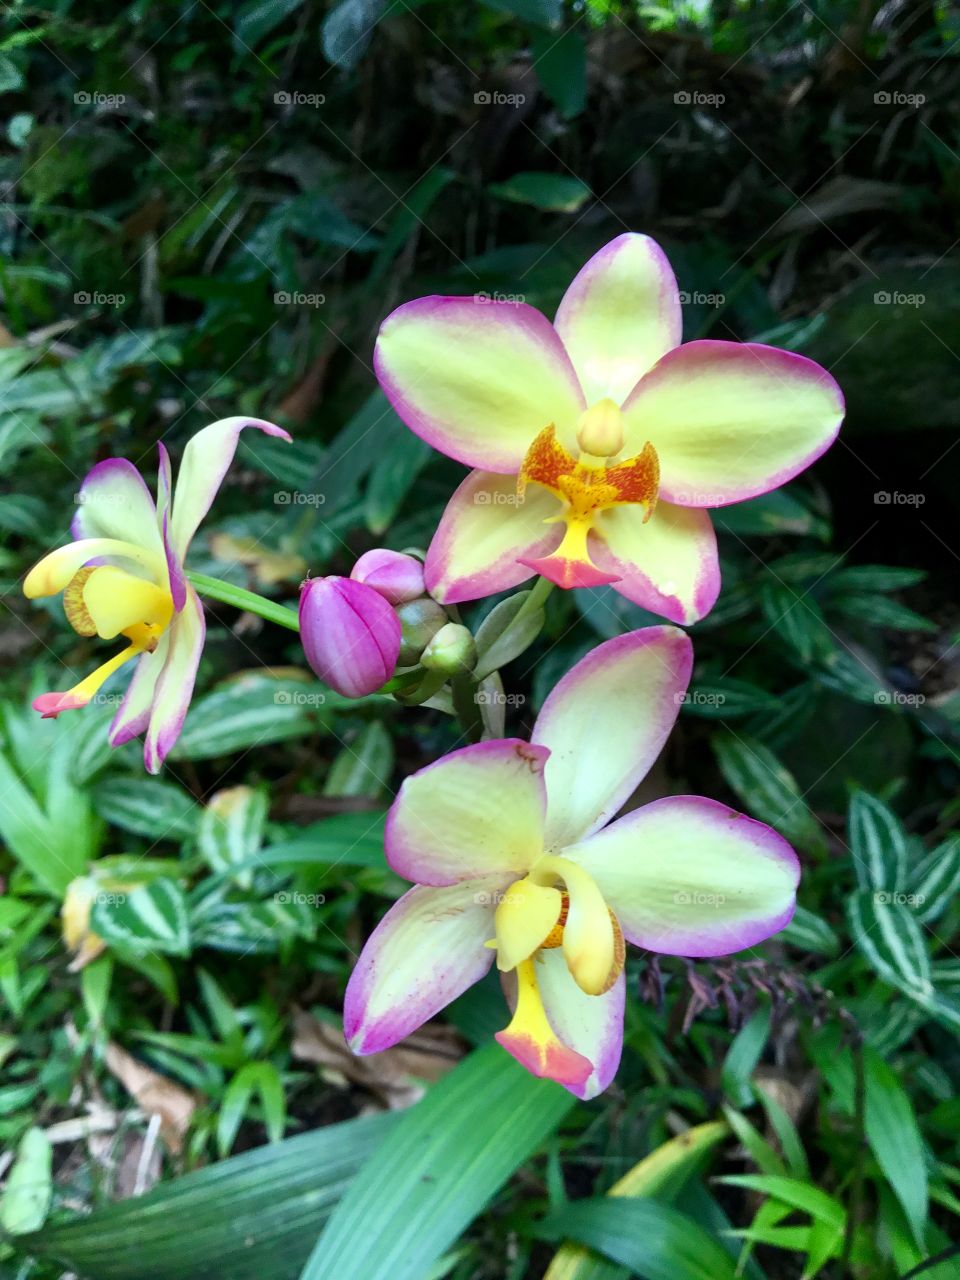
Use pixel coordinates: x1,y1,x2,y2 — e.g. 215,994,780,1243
350,548,425,605
299,576,401,698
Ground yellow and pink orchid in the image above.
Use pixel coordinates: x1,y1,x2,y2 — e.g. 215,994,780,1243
23,416,290,773
344,627,800,1098
374,233,844,624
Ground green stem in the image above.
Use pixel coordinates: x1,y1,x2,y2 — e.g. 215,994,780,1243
186,571,301,632
511,575,555,627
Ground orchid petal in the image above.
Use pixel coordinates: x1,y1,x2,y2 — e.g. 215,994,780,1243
385,739,549,885
108,636,171,746
143,586,205,774
495,957,593,1091
375,297,586,472
536,950,625,1100
591,500,720,625
70,458,164,556
564,796,800,956
344,879,506,1054
532,627,692,850
621,341,844,505
81,566,173,640
24,539,164,599
424,469,561,604
168,416,292,558
554,233,682,405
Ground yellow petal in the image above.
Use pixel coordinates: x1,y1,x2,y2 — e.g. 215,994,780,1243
82,566,174,640
494,877,563,972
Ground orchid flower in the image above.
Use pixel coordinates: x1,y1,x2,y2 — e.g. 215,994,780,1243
24,417,290,773
374,233,844,624
344,627,799,1098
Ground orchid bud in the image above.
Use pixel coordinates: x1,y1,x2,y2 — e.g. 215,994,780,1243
350,548,425,605
396,597,448,666
299,576,401,698
421,622,477,676
576,398,624,458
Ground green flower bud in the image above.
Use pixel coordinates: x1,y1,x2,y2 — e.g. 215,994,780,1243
421,622,478,676
395,598,448,666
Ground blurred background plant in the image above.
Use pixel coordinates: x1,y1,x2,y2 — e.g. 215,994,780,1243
1,1,960,1277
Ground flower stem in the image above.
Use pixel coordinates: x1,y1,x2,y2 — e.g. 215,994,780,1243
186,571,301,632
511,575,555,627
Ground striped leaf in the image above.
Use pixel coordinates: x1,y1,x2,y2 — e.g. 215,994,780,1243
322,722,394,799
677,678,779,720
301,1042,574,1280
846,889,931,995
172,675,339,760
848,791,908,894
779,905,840,956
91,878,190,956
759,583,835,666
17,1111,396,1280
191,899,316,953
912,835,960,924
94,776,199,842
198,786,268,888
712,733,825,855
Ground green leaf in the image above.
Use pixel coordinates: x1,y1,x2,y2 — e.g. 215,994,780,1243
913,835,960,924
323,722,394,798
322,0,386,68
172,675,334,760
480,0,562,26
1,1127,52,1234
826,565,926,593
712,733,826,855
721,1008,770,1108
17,1112,397,1280
847,888,931,992
218,1062,287,1156
779,905,840,956
91,878,190,957
759,582,835,666
831,593,936,633
302,1043,575,1279
234,0,304,49
718,1175,844,1230
539,1198,738,1280
678,677,779,719
863,1049,928,1244
532,26,586,118
198,785,268,888
94,776,199,842
714,489,829,540
489,172,591,212
474,591,545,681
364,425,432,533
367,167,455,286
0,744,90,895
848,790,908,894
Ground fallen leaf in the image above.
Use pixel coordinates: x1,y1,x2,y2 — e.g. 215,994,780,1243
208,533,306,587
104,1042,197,1153
291,1010,462,1109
